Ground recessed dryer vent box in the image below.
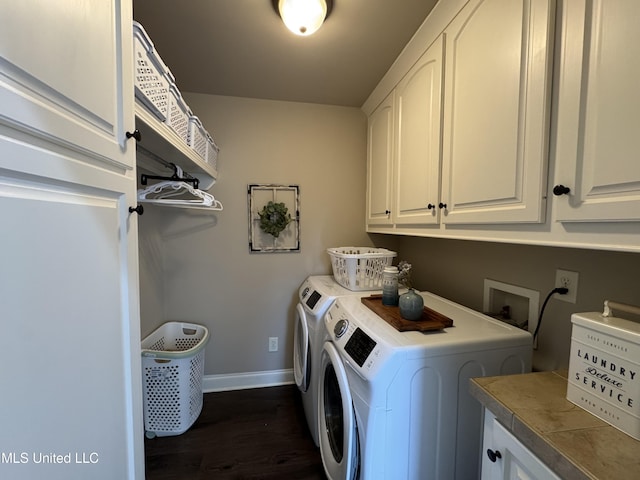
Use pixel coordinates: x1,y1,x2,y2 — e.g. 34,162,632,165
483,279,539,337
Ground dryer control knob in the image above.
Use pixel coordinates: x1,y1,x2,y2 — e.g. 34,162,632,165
334,319,349,338
301,287,309,298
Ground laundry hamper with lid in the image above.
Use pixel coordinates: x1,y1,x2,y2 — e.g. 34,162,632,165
141,322,210,438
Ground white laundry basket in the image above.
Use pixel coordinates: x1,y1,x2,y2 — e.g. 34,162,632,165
141,322,209,438
327,247,397,291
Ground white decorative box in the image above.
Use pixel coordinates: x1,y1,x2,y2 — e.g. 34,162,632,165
567,309,640,440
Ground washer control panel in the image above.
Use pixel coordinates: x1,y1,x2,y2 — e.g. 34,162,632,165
298,279,328,316
344,327,377,367
306,290,322,310
334,319,349,338
325,298,394,379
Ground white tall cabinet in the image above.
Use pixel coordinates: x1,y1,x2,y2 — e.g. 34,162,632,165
553,0,640,222
0,1,144,479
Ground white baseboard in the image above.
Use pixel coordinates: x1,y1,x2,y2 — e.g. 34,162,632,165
202,369,294,393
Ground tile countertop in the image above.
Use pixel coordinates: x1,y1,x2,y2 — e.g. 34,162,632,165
469,370,640,480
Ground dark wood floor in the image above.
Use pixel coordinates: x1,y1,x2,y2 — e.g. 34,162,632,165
144,385,326,479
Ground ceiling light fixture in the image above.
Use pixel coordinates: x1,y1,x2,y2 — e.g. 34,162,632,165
272,0,334,36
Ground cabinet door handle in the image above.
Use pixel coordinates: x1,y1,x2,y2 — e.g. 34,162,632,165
427,203,436,210
552,184,571,196
126,129,142,142
486,449,502,463
129,205,144,215
385,210,391,215
438,202,447,209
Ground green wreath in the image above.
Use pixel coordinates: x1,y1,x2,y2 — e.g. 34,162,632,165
258,201,292,237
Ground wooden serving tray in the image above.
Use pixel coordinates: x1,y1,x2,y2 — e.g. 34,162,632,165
361,295,454,332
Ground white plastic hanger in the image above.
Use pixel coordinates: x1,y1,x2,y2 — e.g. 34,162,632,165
137,166,223,211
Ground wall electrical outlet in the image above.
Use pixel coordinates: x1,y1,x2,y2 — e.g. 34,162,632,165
554,269,579,304
269,337,278,352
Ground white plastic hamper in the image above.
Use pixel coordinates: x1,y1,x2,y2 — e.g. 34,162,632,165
327,247,397,291
141,322,210,438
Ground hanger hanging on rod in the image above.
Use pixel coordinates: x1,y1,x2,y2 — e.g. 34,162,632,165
140,163,199,189
137,176,223,211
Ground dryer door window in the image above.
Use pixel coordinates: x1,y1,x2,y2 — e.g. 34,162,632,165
293,303,310,391
319,342,359,480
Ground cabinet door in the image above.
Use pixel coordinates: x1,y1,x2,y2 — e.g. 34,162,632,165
554,0,640,222
0,2,144,479
394,36,443,226
441,0,555,224
482,411,560,480
366,92,394,226
0,0,135,167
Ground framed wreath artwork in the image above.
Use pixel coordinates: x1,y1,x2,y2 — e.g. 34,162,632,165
248,184,299,253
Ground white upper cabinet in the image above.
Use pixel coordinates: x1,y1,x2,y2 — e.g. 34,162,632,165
394,36,444,226
553,0,640,222
0,0,134,170
366,92,394,226
440,0,555,224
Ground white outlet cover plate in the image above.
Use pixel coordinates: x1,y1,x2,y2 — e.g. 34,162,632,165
554,269,578,303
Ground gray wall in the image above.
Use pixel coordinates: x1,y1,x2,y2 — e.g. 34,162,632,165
138,94,375,375
138,92,640,380
394,235,640,371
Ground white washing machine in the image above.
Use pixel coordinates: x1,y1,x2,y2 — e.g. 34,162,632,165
318,293,533,480
294,275,382,447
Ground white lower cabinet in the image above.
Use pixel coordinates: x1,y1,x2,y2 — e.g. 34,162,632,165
481,411,560,480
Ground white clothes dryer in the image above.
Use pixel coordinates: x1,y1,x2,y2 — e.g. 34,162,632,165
293,275,382,447
318,293,533,480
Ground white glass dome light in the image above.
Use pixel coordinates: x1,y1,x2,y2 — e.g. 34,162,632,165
278,0,329,36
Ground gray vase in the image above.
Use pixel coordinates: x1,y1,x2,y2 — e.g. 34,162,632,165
399,288,424,321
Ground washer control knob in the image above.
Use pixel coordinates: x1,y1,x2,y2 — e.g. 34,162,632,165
334,319,349,338
301,287,309,298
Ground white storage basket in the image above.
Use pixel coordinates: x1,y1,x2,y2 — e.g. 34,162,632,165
187,115,207,160
141,322,210,438
204,131,220,170
133,21,170,121
166,84,191,144
328,247,397,291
